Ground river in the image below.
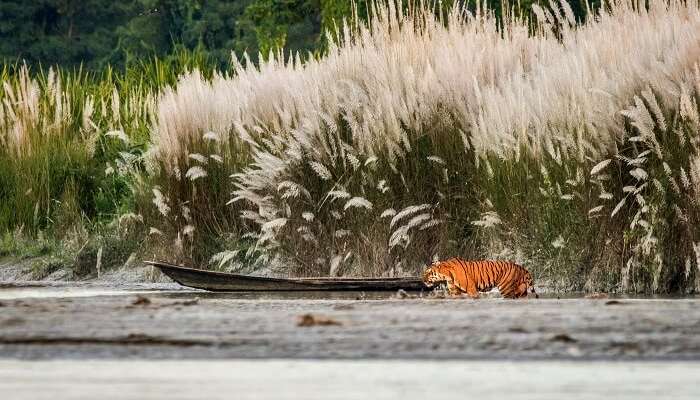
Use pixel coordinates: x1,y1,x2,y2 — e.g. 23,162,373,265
1,283,699,399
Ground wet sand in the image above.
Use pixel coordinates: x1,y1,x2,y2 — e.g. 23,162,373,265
1,285,699,360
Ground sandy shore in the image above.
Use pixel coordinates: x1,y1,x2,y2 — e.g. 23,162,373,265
1,285,699,360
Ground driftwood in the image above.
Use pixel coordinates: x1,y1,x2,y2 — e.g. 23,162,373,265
146,261,427,292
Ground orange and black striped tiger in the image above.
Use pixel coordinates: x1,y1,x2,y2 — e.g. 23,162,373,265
423,258,537,299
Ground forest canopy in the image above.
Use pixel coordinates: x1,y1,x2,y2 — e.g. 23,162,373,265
0,0,594,69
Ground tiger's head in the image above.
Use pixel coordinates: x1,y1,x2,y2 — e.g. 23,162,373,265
422,261,454,288
521,270,539,298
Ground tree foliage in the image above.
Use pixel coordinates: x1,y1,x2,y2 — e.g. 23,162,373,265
0,0,595,69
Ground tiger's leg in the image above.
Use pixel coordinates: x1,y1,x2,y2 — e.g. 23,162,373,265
514,282,528,298
497,268,519,298
446,281,462,296
502,278,525,298
465,280,479,299
445,270,466,296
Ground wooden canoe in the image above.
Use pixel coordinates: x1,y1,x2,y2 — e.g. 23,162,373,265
146,261,427,292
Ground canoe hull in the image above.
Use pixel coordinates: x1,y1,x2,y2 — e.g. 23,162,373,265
146,261,427,292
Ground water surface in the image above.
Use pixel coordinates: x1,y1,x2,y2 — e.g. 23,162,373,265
1,360,698,400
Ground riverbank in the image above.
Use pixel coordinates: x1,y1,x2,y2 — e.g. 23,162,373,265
1,285,699,360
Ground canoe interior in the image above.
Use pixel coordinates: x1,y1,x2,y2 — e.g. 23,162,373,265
146,261,428,292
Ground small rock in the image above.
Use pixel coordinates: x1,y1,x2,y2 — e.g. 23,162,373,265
131,295,151,306
297,313,342,327
550,333,577,343
174,298,199,306
605,300,624,306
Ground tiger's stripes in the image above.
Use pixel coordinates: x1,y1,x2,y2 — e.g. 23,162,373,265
422,258,537,299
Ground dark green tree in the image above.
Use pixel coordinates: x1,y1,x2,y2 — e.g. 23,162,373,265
0,0,599,69
0,0,140,68
242,0,319,57
114,0,257,68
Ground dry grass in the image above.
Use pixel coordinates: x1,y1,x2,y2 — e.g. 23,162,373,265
144,0,700,293
0,64,158,275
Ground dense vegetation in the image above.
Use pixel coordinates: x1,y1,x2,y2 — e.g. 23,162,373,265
1,0,699,294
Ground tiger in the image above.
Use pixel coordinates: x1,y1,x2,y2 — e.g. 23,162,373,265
422,258,538,299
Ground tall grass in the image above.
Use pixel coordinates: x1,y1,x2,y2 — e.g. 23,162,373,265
146,0,700,292
0,61,162,279
0,64,150,231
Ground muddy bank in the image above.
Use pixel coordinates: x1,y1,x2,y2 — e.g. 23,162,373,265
0,257,162,283
0,287,699,360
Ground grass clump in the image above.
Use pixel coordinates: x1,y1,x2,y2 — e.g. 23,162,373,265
144,0,700,293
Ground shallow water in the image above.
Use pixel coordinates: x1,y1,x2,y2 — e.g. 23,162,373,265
1,281,697,301
1,359,699,400
0,282,185,300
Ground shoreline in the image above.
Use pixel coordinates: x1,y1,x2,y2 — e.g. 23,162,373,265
1,286,699,361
